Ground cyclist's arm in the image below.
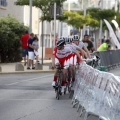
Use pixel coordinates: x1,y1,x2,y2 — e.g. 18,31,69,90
83,46,91,58
77,47,87,58
52,55,55,68
74,50,81,60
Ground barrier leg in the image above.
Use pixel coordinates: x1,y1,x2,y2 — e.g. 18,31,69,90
79,106,85,117
77,103,81,112
72,99,79,108
84,111,99,120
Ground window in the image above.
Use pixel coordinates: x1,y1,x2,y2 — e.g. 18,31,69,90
0,0,7,7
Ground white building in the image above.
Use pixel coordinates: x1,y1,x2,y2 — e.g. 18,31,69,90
0,0,57,59
94,0,115,9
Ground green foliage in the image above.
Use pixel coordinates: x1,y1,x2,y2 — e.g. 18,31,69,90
63,11,99,29
79,8,117,30
15,0,66,22
0,16,28,63
115,12,120,27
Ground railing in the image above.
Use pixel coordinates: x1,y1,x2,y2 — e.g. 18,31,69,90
72,62,120,120
92,50,120,71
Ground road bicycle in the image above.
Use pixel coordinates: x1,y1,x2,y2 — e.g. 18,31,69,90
84,55,101,69
54,65,63,100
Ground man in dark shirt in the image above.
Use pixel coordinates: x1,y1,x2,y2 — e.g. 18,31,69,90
27,33,35,69
82,34,94,53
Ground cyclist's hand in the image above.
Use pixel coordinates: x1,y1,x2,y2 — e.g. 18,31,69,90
51,66,54,70
52,63,55,69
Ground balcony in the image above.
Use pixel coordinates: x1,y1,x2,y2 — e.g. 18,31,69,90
0,0,7,10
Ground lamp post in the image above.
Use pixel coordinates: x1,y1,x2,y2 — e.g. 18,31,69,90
29,0,32,34
99,0,103,44
53,2,56,48
83,0,86,35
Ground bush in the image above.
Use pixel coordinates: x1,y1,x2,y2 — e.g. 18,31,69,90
0,16,28,63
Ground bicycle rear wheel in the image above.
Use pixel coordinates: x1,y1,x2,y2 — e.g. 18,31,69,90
56,86,61,100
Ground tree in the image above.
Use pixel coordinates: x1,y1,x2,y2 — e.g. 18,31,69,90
0,16,28,63
115,12,120,27
15,0,66,22
63,11,99,29
79,8,117,30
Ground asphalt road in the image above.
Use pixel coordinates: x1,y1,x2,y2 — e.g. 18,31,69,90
0,73,84,120
0,69,119,120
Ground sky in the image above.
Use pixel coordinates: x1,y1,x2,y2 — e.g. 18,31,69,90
66,0,78,3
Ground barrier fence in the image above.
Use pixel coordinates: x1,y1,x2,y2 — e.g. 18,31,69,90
93,50,120,70
72,62,120,120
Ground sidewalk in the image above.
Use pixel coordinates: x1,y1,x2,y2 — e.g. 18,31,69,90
0,60,120,76
0,60,54,74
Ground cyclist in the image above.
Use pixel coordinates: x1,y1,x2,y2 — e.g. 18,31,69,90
52,38,82,93
52,39,71,93
73,35,91,59
65,36,85,85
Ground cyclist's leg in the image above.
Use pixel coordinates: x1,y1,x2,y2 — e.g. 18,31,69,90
72,54,77,82
61,59,67,93
52,58,59,87
69,54,74,85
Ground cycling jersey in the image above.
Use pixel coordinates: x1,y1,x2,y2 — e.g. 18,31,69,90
78,41,85,49
53,46,71,58
65,43,79,53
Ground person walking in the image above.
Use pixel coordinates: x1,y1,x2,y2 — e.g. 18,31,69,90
27,33,36,69
32,35,40,63
20,31,29,66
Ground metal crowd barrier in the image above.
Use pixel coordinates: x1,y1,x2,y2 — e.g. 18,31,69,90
72,62,120,120
93,50,120,71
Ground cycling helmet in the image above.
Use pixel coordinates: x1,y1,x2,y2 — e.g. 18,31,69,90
69,36,73,42
73,35,79,41
60,36,65,41
65,37,72,44
56,39,65,47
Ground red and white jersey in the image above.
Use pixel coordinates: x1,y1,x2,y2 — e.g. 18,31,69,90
78,41,85,49
65,43,79,53
53,46,72,58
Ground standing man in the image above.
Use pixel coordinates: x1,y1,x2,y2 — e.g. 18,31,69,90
27,33,35,69
20,31,29,66
82,34,95,53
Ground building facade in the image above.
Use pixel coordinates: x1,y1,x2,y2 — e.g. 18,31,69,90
0,0,55,59
0,0,7,9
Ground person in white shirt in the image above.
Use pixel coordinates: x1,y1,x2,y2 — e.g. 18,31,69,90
32,35,40,63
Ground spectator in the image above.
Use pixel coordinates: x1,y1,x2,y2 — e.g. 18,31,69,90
27,33,35,70
32,35,39,64
97,39,111,51
20,31,29,66
101,36,106,44
82,34,95,53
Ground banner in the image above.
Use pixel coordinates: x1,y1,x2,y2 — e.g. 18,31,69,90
104,19,120,49
111,19,120,41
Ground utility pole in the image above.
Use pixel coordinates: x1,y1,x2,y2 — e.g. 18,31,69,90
41,20,44,65
29,0,32,34
68,0,70,36
53,2,56,48
83,0,86,35
99,0,103,44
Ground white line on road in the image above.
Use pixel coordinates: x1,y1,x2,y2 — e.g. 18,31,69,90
6,74,53,86
0,98,69,101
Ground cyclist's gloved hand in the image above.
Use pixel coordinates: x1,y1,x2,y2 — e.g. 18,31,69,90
51,66,54,70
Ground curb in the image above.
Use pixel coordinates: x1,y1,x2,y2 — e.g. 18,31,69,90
0,70,55,74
